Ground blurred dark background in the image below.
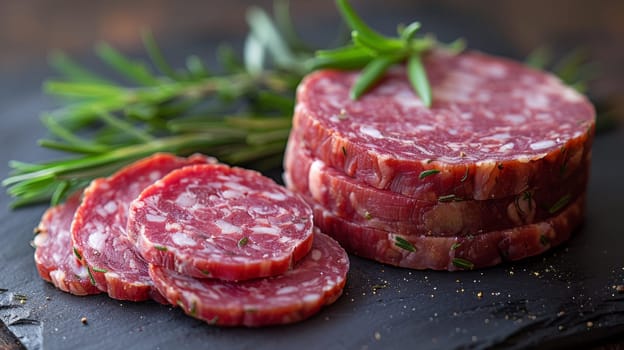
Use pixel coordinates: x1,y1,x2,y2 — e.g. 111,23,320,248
0,0,622,123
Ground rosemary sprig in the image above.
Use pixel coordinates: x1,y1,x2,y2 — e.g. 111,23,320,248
307,0,463,105
3,2,310,208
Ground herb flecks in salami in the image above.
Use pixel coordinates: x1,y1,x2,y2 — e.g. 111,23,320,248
452,258,475,270
285,136,590,238
539,234,550,246
33,191,101,296
341,146,347,156
419,169,440,180
296,47,595,203
450,242,462,251
128,163,314,281
560,147,570,177
549,194,572,214
154,246,168,252
238,237,250,248
438,194,457,203
148,232,349,327
86,266,97,286
460,167,469,183
394,236,416,252
71,153,213,302
73,247,82,261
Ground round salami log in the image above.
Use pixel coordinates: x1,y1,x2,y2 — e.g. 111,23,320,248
311,194,585,271
128,163,314,281
284,132,589,236
294,49,595,200
71,153,214,302
148,231,348,327
33,191,101,296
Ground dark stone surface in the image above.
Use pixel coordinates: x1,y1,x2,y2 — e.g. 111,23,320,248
0,32,623,350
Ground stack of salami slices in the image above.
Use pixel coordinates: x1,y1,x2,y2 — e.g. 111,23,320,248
284,49,596,271
33,153,349,326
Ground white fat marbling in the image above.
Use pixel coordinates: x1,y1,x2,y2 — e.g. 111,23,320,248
360,125,383,139
88,230,107,251
214,220,242,235
250,226,280,235
498,142,515,152
175,192,196,207
310,249,322,261
166,222,182,231
263,191,287,201
103,201,117,214
146,213,166,223
530,140,556,150
172,232,196,247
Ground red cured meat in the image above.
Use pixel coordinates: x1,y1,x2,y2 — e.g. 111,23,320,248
128,163,314,281
294,49,595,200
284,134,589,236
311,194,585,271
71,153,214,302
148,231,348,327
33,191,101,296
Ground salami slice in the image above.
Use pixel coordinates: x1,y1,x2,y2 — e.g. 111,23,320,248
294,49,595,200
311,194,585,271
33,191,101,296
284,134,589,236
128,163,314,281
148,231,348,327
71,153,214,302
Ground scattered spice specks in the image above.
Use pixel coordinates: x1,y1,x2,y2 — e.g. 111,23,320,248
476,291,483,299
81,317,88,325
374,332,381,341
616,285,624,293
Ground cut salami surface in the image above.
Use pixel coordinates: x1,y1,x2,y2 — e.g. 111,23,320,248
71,153,214,302
294,49,595,200
311,194,585,271
33,191,101,296
128,163,314,281
284,133,589,236
148,231,348,327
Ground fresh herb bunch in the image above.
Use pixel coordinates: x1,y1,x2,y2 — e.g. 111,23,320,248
3,1,309,208
4,0,445,208
310,0,463,104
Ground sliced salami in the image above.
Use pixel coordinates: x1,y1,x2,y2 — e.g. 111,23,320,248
148,231,348,327
311,193,585,271
284,134,589,236
71,153,214,302
128,163,314,281
33,191,101,296
294,49,595,200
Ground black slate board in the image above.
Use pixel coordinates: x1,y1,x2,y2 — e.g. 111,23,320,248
1,53,623,350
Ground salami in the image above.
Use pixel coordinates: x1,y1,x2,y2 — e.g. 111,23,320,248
71,153,214,302
294,49,595,200
128,163,314,281
33,191,101,296
284,133,589,236
311,194,585,271
148,231,348,327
